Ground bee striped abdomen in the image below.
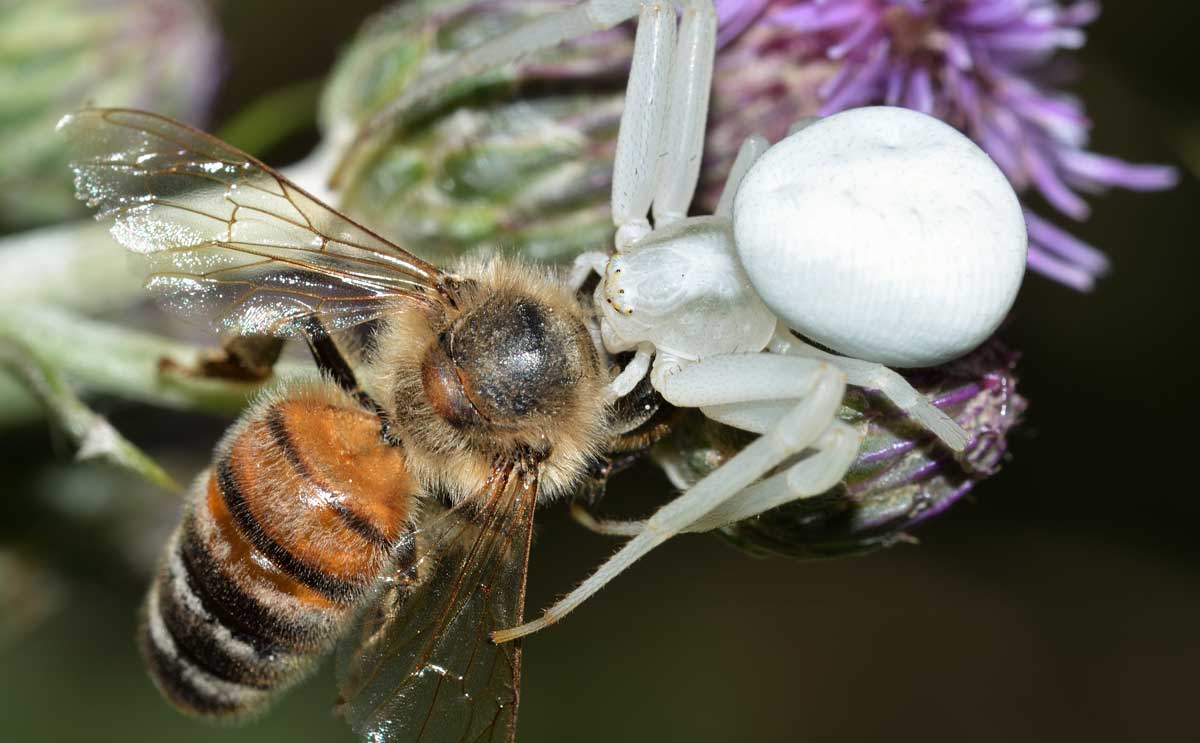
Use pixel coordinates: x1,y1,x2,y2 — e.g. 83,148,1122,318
142,389,417,717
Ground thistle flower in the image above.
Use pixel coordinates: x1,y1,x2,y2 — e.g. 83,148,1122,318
712,0,1178,290
0,0,221,228
655,339,1025,558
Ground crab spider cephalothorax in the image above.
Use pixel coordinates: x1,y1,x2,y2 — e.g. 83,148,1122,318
365,0,1028,644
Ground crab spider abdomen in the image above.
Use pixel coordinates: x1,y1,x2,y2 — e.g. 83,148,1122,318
732,106,1027,368
596,216,776,360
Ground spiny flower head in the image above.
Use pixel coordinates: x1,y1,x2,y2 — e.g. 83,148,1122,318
713,0,1178,290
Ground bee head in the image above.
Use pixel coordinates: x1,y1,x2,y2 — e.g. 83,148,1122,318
420,291,600,433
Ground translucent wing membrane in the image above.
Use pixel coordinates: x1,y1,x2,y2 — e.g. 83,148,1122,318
59,108,444,336
336,463,537,743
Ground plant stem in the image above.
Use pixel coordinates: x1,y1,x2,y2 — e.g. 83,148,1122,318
0,332,180,491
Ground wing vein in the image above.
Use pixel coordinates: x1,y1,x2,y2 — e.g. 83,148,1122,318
62,107,449,338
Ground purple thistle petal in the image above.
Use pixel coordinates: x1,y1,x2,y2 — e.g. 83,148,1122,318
884,57,909,103
827,15,884,59
1025,143,1092,219
999,86,1089,147
974,26,1085,54
717,0,1177,290
1026,243,1100,291
769,1,871,32
944,33,974,69
716,0,776,45
904,63,935,113
1024,209,1110,274
951,2,1031,29
1059,0,1101,26
1058,150,1181,191
820,39,893,114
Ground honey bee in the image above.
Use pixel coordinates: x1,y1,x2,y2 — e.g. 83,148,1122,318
59,108,669,740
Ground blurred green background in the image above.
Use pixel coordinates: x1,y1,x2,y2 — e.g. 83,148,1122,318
1,1,1198,742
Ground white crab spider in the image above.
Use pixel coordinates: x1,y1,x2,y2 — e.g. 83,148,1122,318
376,0,1027,643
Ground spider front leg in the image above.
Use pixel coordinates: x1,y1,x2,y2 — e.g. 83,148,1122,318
571,417,860,537
680,420,860,532
575,352,862,537
493,353,847,643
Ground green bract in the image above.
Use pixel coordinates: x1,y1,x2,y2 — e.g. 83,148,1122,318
324,0,633,264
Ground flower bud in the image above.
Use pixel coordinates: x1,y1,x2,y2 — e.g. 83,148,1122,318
654,340,1026,559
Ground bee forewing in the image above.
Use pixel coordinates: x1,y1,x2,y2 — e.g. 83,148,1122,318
59,108,444,336
335,465,537,743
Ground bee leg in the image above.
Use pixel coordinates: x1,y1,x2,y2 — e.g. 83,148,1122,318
299,317,366,398
298,318,398,444
493,354,847,643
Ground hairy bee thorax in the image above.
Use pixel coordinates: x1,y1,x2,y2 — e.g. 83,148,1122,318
370,258,611,504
